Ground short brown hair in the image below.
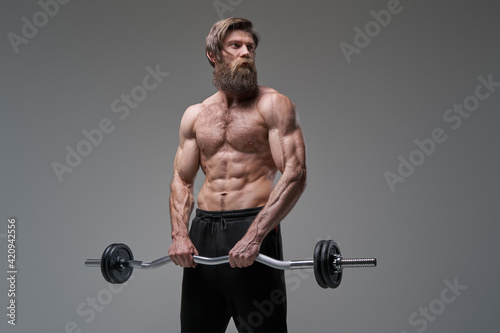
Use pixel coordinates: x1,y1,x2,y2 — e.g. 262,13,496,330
205,17,259,68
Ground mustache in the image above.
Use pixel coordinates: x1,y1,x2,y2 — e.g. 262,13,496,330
230,58,255,72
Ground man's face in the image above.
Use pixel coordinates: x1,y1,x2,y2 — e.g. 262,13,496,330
220,30,256,65
212,30,258,97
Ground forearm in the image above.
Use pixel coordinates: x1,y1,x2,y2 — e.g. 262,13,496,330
248,166,307,243
169,175,195,240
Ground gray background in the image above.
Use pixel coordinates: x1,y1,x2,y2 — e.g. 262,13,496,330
1,0,499,332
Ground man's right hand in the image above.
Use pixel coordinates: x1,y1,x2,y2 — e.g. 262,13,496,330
168,237,199,268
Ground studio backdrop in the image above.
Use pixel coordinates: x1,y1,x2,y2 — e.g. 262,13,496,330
1,0,499,332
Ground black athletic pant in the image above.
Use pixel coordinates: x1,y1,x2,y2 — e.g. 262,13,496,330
180,206,288,333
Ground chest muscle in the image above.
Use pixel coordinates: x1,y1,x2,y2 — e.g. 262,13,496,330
196,108,269,156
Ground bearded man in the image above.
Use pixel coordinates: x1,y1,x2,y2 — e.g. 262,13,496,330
168,17,307,333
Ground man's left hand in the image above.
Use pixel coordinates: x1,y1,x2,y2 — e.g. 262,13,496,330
229,236,261,268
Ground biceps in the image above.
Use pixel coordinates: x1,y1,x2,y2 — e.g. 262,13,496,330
173,138,200,185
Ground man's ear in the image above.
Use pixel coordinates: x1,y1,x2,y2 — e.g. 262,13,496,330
206,51,217,66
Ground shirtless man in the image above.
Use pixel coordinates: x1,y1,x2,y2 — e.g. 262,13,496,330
168,18,306,332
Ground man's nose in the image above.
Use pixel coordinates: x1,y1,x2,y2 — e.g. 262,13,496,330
239,45,250,58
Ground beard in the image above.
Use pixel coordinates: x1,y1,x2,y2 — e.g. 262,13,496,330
212,58,258,97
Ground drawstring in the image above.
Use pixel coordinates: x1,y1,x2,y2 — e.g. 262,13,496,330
201,213,228,234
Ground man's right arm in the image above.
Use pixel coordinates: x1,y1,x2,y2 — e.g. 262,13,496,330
168,105,201,267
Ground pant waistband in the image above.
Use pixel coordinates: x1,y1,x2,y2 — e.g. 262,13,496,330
195,206,264,219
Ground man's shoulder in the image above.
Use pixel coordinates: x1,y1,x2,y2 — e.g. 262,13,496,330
186,92,220,114
258,86,279,96
257,86,295,119
182,103,203,122
180,103,205,135
258,86,293,106
181,93,220,131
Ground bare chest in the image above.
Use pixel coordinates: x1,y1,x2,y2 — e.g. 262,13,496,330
195,106,269,156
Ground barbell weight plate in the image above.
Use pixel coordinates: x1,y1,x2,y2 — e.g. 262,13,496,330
105,243,122,284
313,240,328,289
101,243,117,284
107,243,134,284
320,239,333,288
323,240,342,289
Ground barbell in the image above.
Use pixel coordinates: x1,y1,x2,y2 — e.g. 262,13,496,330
85,239,376,289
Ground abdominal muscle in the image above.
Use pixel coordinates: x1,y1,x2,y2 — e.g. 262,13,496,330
196,151,277,211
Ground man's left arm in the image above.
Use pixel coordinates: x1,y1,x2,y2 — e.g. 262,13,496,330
229,92,307,267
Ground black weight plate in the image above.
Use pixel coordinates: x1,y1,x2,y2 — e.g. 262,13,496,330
313,240,328,289
320,240,332,288
107,243,134,284
323,240,342,289
105,243,121,284
101,243,117,284
105,243,122,284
